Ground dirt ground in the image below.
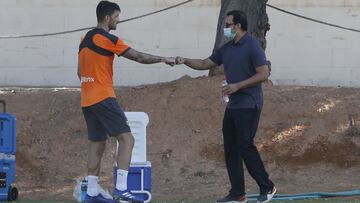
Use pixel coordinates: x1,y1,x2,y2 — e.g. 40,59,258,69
0,75,359,201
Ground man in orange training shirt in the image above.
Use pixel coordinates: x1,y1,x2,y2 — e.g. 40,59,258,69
77,1,176,202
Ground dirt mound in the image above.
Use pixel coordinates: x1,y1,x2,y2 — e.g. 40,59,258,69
0,75,359,201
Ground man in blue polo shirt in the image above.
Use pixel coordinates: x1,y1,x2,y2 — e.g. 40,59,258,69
176,10,276,203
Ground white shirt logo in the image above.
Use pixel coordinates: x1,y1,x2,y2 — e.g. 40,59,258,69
81,77,95,83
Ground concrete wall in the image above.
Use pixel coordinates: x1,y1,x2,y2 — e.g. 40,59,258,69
0,0,219,86
1,0,360,87
267,0,360,87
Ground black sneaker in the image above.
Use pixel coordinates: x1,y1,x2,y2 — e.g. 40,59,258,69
257,187,276,203
216,194,248,203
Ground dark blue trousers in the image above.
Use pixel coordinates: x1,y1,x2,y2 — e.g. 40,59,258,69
222,107,274,196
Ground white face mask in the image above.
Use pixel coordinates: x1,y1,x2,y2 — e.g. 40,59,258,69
223,28,236,39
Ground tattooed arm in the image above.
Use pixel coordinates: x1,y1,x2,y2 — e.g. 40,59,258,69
77,59,81,80
122,48,175,66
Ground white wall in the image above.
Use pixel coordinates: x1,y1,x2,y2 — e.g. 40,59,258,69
1,0,360,87
0,0,219,87
267,0,360,87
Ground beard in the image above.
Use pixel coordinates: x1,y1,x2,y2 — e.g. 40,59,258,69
109,21,117,30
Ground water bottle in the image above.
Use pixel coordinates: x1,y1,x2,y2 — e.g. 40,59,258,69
80,179,88,202
222,78,229,103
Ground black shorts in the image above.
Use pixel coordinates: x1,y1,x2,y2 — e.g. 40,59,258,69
82,98,131,141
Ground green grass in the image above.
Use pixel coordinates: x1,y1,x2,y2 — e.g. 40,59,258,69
7,198,360,203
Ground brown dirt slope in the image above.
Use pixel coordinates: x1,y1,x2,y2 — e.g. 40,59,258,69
0,75,359,201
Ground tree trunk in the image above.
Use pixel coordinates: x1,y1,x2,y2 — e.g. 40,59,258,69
209,0,270,76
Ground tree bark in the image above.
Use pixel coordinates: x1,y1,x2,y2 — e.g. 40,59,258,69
209,0,270,76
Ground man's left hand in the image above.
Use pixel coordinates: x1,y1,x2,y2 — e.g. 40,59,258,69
164,57,176,66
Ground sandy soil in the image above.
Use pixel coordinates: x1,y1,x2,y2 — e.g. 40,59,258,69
0,75,359,201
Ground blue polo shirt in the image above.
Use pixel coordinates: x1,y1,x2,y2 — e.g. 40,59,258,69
209,33,267,109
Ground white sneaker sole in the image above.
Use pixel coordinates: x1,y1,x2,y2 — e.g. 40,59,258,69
257,187,277,203
116,200,143,203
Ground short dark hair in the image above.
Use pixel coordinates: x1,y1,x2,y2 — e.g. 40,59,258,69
227,10,247,31
96,1,121,22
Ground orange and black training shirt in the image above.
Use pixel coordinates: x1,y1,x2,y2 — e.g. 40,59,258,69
78,28,130,107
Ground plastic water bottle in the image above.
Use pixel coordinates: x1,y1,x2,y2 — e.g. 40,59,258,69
222,78,229,103
80,179,88,202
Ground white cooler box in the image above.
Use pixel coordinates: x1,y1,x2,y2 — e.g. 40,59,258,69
114,112,151,203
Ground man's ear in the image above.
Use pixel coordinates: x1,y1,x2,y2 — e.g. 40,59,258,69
104,15,110,22
237,23,242,31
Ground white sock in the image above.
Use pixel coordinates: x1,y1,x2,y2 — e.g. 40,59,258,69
87,175,100,196
115,169,128,191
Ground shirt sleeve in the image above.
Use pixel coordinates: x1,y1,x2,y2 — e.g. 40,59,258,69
93,33,130,56
249,40,267,68
208,48,223,65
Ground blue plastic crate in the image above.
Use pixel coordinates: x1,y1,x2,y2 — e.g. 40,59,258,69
0,101,18,201
0,155,16,201
0,113,16,154
114,161,152,203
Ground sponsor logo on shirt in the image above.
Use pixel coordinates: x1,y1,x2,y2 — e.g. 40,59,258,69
81,77,95,83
